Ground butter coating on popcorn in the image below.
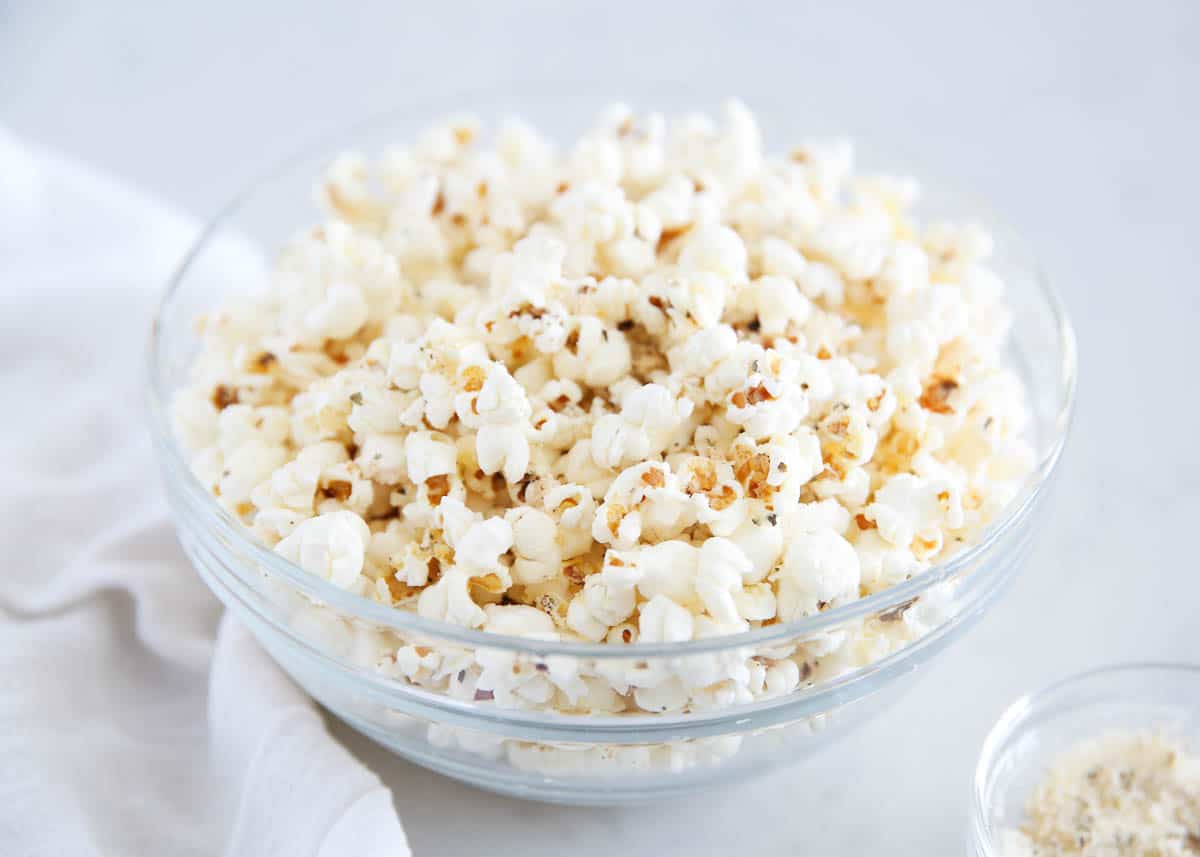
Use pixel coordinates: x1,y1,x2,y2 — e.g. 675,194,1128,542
177,101,1032,719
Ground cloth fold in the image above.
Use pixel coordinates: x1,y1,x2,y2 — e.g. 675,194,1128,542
0,130,411,857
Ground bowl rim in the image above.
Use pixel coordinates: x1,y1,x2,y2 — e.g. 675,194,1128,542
968,661,1200,851
146,91,1078,658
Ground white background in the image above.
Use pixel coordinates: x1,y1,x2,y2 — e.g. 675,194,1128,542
5,1,1199,853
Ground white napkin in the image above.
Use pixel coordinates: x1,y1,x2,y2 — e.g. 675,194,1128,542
0,132,412,857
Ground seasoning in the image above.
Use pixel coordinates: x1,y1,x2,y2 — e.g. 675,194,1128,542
1003,730,1200,856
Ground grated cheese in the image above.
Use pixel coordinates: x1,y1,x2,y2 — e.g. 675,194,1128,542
1002,730,1200,856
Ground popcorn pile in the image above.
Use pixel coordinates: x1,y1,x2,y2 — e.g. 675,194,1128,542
175,102,1031,720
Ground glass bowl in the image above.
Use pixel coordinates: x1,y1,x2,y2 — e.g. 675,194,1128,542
146,92,1076,805
968,663,1200,854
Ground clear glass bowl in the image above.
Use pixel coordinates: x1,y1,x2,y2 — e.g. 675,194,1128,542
968,663,1200,854
146,93,1076,804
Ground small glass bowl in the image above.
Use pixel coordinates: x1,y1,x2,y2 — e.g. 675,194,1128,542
968,663,1200,855
147,91,1076,804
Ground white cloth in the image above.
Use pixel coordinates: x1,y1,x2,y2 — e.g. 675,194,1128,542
0,132,412,857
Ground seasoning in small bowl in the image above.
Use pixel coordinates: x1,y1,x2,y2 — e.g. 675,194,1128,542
971,664,1200,857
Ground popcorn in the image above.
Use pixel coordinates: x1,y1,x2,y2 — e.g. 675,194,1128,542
404,431,457,486
219,440,289,510
481,604,558,639
677,224,748,283
695,538,752,626
172,388,219,451
638,595,695,643
177,101,1033,732
273,223,403,345
506,507,561,584
729,517,785,584
476,424,530,484
454,516,514,576
275,510,372,589
541,482,596,558
552,317,632,387
592,461,695,548
590,383,694,470
417,568,488,628
774,528,861,621
252,441,348,512
355,433,407,483
725,372,808,439
625,539,699,606
392,644,441,680
216,405,290,455
864,472,964,554
855,530,925,592
566,560,640,641
634,677,691,713
763,660,802,697
732,275,811,336
734,583,777,622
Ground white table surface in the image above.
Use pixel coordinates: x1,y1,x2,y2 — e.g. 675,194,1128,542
6,1,1198,853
